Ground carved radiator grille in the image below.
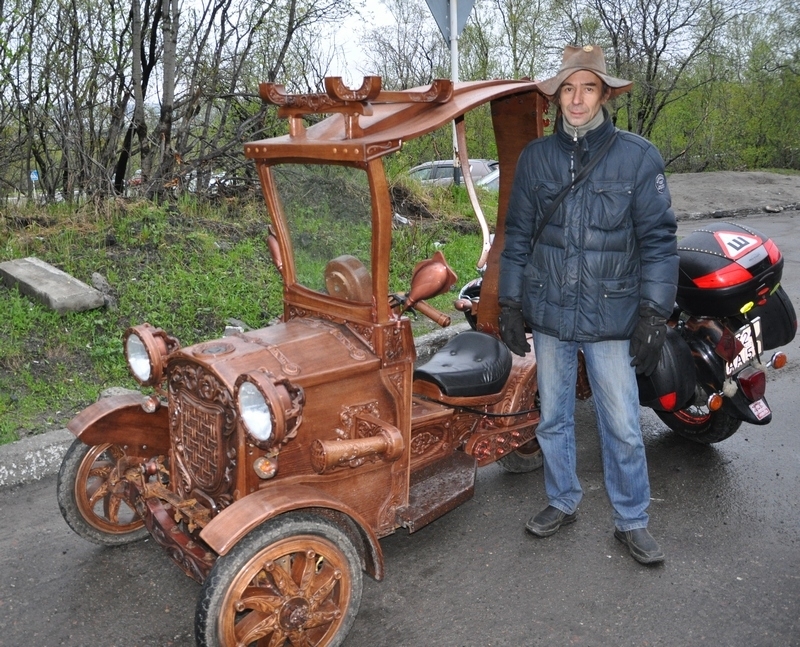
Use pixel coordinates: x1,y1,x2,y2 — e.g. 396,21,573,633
179,392,225,491
169,361,237,508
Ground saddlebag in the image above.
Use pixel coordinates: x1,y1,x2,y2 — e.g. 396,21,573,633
741,284,798,350
637,326,696,412
676,222,783,317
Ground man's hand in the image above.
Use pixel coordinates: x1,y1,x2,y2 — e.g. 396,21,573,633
629,306,667,376
499,303,530,356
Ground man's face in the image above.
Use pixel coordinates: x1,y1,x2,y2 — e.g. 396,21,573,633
558,70,609,127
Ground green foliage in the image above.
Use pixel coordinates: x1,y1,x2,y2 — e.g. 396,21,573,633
652,70,800,172
0,198,285,442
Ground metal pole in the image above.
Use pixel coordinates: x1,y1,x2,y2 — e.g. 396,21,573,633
450,0,461,186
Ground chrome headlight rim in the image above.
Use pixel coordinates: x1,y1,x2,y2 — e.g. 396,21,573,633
234,372,286,449
123,324,168,387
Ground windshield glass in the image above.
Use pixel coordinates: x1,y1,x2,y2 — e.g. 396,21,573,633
271,164,373,303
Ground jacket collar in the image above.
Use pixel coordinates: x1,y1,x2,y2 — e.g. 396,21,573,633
555,108,615,152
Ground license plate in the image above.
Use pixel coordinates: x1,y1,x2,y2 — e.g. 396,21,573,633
725,317,763,376
749,398,771,420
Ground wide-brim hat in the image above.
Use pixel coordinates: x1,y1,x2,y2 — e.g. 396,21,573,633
535,45,633,99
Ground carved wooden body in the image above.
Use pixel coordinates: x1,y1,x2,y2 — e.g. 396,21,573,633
62,75,552,646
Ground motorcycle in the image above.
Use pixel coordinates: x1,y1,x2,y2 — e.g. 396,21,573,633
456,220,797,444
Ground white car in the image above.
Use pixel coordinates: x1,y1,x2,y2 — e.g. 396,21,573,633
408,159,498,186
475,167,500,191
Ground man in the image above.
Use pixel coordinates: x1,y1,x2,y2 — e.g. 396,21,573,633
498,45,678,565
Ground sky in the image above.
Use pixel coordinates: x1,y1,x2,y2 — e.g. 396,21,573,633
327,2,394,83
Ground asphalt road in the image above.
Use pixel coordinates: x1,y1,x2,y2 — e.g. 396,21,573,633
1,212,799,647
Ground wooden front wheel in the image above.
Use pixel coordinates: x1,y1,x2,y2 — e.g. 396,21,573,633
57,438,148,545
196,512,363,647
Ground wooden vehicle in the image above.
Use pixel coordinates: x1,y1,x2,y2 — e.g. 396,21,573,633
57,76,552,646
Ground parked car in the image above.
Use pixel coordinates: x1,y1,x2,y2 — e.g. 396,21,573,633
408,158,498,186
475,167,500,191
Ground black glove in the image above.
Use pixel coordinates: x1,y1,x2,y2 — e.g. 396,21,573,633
629,305,667,376
499,303,530,356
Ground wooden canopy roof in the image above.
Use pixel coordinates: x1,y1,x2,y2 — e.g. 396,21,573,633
244,76,541,164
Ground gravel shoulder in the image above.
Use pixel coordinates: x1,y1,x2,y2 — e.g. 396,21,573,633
668,170,800,219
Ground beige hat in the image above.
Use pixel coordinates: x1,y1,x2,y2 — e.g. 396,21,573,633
536,45,633,98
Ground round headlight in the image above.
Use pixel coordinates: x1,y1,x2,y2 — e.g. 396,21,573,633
126,333,152,383
238,380,274,443
235,371,304,450
123,324,175,387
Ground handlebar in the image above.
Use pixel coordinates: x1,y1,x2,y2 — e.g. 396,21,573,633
412,300,451,327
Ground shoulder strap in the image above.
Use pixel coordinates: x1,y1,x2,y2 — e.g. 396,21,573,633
531,129,619,248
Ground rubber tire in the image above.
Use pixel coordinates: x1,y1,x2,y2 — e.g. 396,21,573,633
195,512,363,647
498,439,544,473
655,407,742,444
56,438,149,545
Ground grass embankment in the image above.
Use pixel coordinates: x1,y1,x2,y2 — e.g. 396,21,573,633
0,183,496,445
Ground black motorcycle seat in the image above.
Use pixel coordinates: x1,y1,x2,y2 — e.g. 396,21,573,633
413,331,512,397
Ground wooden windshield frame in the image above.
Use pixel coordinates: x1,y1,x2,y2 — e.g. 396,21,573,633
245,77,549,331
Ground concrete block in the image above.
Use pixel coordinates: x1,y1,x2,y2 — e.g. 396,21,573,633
0,256,105,314
0,428,74,487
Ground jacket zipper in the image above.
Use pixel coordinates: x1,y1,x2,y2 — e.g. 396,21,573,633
569,126,578,184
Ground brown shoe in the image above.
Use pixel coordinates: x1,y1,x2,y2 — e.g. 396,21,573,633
614,528,665,564
525,505,577,537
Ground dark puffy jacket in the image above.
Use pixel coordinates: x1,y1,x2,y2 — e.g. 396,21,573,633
499,115,678,341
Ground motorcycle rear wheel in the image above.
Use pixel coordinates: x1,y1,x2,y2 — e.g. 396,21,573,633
655,406,741,444
498,438,543,473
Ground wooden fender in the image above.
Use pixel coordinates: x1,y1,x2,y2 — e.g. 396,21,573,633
66,392,170,451
199,483,385,580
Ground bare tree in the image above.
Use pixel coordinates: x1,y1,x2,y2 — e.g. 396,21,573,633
139,0,355,197
490,0,553,79
360,0,448,90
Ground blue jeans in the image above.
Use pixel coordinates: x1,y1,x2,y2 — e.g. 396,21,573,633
532,331,650,531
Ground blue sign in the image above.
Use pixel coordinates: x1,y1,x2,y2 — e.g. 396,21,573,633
424,0,476,41
30,170,39,182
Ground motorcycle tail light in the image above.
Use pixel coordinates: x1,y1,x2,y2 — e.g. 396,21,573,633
737,366,766,401
692,263,752,289
764,238,781,265
658,392,678,411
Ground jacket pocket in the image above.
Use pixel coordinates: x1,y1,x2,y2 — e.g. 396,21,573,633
534,181,566,228
522,267,547,325
589,181,633,230
598,277,639,336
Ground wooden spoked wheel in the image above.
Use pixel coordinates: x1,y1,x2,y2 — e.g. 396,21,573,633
196,513,362,647
57,438,148,544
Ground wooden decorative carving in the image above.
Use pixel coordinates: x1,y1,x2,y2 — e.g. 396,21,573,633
168,362,237,509
311,415,404,473
465,426,537,466
137,496,215,582
347,322,375,353
324,76,382,102
258,77,456,140
382,325,406,362
411,429,446,456
337,401,381,439
374,79,453,104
